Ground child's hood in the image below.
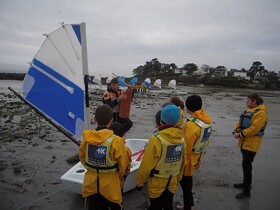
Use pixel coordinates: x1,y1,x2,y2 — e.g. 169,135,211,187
82,128,114,145
193,109,211,124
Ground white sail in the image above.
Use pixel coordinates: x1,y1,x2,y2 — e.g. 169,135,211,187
168,79,176,89
106,76,113,84
91,73,102,85
153,79,161,89
20,23,89,139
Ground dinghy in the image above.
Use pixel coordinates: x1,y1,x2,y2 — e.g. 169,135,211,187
144,78,151,89
61,138,148,194
168,79,176,90
153,79,162,89
8,22,148,194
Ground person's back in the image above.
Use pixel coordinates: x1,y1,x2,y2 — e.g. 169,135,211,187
136,105,186,210
178,95,212,210
183,108,211,176
79,105,127,210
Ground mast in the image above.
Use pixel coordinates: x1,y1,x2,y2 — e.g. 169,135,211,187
80,22,91,130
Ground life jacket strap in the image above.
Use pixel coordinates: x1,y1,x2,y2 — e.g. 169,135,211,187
85,162,119,171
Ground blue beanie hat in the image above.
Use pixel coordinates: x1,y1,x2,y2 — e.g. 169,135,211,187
161,105,180,125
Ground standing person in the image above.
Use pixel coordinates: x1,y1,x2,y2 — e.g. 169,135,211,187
109,122,132,194
170,96,185,128
178,95,212,210
103,77,133,134
233,93,268,199
79,105,127,210
136,105,186,210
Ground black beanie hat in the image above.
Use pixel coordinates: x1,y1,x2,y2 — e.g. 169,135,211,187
111,77,119,84
185,95,202,112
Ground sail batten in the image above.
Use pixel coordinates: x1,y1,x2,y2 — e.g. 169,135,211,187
31,60,74,94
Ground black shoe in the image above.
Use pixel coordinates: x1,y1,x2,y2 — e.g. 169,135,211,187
233,183,245,189
236,191,251,199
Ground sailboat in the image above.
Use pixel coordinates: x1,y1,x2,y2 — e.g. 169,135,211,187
153,79,162,89
168,79,176,90
9,22,148,194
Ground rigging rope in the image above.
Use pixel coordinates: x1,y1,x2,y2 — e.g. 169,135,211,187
15,184,75,210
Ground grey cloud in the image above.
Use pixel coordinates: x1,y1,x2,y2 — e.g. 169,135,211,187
0,0,279,75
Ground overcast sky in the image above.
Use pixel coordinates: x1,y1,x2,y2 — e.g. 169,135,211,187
0,0,279,76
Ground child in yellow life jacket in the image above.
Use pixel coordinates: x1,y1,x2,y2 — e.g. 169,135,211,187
79,105,127,210
109,122,132,194
136,105,186,210
177,95,212,210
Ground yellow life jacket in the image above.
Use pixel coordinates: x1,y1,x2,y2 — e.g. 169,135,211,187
188,117,212,153
151,132,184,178
85,135,118,173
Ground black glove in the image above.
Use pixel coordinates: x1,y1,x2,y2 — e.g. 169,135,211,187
136,186,143,191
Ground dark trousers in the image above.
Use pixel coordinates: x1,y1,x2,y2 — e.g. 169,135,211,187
113,112,133,133
87,193,122,210
149,189,174,210
241,149,256,191
179,176,194,210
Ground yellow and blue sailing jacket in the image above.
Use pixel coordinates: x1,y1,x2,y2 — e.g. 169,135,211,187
188,117,212,153
85,135,118,173
151,132,184,178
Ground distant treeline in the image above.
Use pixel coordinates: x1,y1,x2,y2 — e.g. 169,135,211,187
1,72,279,90
0,72,26,80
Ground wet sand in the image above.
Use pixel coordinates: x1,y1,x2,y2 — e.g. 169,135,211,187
1,80,280,210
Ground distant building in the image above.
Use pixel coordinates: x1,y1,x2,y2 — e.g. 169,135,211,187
213,66,228,77
233,71,250,80
174,68,187,75
248,62,268,81
193,69,204,76
254,70,269,81
200,64,212,75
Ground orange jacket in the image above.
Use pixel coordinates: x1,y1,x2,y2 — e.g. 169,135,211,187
183,109,211,176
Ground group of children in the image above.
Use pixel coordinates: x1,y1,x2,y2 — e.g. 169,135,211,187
79,90,268,210
79,94,212,210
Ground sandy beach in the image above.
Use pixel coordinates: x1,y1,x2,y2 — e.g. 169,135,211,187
1,80,280,210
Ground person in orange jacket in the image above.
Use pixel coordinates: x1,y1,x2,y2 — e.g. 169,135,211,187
178,95,212,210
136,105,186,210
233,93,268,199
103,77,133,134
79,104,127,210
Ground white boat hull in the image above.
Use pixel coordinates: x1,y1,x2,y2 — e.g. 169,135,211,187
60,138,148,194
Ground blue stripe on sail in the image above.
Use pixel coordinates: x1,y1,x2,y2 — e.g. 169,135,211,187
33,58,73,84
71,24,81,45
24,60,84,138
